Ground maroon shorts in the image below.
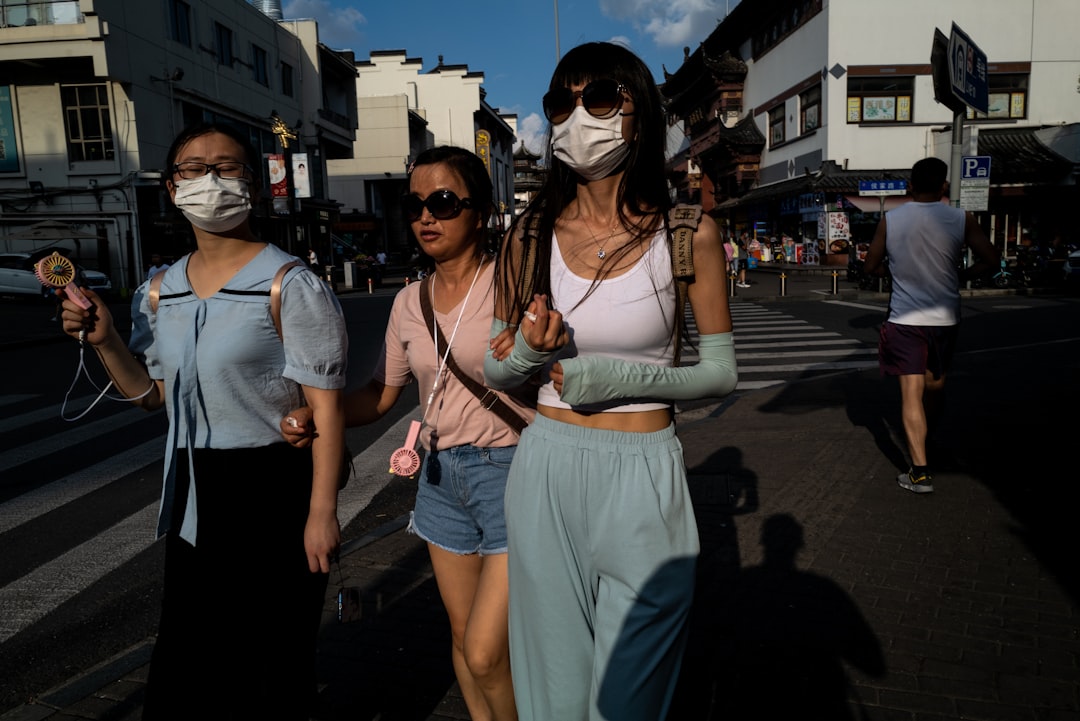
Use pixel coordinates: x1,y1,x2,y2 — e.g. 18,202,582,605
878,321,958,379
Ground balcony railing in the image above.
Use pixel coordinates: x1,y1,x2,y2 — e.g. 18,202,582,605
1,1,82,28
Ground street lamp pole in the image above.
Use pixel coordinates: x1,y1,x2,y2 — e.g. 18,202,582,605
553,0,560,61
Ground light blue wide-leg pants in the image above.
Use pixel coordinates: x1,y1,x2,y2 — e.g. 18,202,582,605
506,414,700,721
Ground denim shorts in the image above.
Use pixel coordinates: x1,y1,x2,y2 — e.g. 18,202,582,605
408,444,515,556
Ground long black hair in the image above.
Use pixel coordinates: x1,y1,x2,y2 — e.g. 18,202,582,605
499,42,671,321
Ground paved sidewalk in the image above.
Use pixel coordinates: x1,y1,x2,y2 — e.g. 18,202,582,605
4,268,1077,720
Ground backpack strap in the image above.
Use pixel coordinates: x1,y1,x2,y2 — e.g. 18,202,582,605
149,258,304,342
148,268,165,313
270,260,305,340
668,203,702,366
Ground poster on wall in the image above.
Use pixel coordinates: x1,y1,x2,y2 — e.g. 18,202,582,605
267,154,288,198
291,153,311,199
0,87,20,173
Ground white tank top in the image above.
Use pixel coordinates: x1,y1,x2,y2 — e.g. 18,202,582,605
537,228,676,412
886,201,966,326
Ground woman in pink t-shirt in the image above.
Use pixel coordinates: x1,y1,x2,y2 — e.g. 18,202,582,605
283,146,531,721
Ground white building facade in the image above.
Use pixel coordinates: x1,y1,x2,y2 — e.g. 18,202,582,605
327,50,517,260
0,0,356,294
665,0,1079,258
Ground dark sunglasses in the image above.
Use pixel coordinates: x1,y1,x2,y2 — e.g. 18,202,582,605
542,78,629,125
402,189,474,222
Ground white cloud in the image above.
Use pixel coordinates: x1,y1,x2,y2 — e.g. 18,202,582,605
515,112,548,158
599,0,730,48
282,0,366,51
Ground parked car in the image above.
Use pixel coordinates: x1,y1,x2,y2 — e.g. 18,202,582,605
0,252,112,299
1063,247,1080,291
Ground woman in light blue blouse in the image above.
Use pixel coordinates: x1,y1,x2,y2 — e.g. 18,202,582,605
59,123,347,720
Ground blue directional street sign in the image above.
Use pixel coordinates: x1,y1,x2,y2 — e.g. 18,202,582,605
947,23,989,114
858,179,907,197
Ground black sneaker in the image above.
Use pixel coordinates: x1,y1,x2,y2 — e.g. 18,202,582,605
897,469,933,494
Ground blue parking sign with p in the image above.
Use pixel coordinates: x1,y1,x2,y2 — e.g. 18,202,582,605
961,156,991,180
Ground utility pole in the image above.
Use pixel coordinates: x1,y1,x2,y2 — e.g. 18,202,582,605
553,0,560,61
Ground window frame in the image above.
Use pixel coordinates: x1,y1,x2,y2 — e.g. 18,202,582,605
214,21,233,67
168,0,191,47
800,84,821,134
967,73,1028,120
768,104,785,147
252,44,269,87
281,61,294,97
61,83,115,164
846,76,913,124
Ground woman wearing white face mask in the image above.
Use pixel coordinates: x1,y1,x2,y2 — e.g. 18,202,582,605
484,42,737,721
59,123,347,720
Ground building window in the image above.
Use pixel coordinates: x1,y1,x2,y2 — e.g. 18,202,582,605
61,84,114,163
281,62,294,97
846,76,913,123
252,44,268,87
967,73,1028,120
800,84,821,133
214,22,233,67
168,0,191,46
0,0,81,27
769,105,785,147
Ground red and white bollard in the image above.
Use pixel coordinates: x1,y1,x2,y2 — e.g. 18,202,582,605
368,277,373,294
404,276,410,286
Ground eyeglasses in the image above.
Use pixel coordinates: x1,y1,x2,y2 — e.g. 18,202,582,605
402,190,474,222
542,78,629,125
172,161,253,180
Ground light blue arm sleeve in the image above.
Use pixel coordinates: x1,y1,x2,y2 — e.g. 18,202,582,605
558,332,737,405
483,318,558,390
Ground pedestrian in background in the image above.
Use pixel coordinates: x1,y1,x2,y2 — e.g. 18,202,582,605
146,253,170,280
736,231,750,287
484,41,737,721
59,122,347,720
283,145,529,721
864,156,998,493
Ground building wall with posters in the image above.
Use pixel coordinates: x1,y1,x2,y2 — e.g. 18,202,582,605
328,50,518,257
669,0,1080,257
0,0,353,294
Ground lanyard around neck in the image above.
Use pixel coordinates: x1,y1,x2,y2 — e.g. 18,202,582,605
421,257,485,425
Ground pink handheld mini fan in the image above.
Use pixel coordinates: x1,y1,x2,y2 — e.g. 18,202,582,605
389,420,422,477
35,252,92,309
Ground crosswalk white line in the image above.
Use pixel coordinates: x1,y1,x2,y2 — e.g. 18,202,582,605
0,438,163,534
736,348,876,361
0,406,162,474
738,360,879,373
736,339,859,349
0,505,158,643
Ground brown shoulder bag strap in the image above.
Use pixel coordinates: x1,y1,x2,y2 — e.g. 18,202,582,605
419,276,528,435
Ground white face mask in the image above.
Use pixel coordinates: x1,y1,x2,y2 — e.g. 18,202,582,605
172,173,252,233
551,105,630,181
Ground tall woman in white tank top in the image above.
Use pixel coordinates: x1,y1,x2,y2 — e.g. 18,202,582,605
484,42,737,721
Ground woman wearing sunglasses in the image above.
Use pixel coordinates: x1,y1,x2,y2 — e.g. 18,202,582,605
282,145,531,721
59,122,347,719
484,42,737,721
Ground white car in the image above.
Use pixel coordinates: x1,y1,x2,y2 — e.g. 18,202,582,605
0,252,112,298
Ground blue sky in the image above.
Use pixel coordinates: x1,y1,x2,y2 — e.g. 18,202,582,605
281,0,740,155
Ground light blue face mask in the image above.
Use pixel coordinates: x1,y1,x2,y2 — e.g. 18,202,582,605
173,173,252,233
551,105,630,181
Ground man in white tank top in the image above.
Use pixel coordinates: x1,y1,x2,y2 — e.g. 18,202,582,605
864,157,998,494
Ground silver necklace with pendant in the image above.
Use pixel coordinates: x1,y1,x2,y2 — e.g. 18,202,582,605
585,216,619,260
